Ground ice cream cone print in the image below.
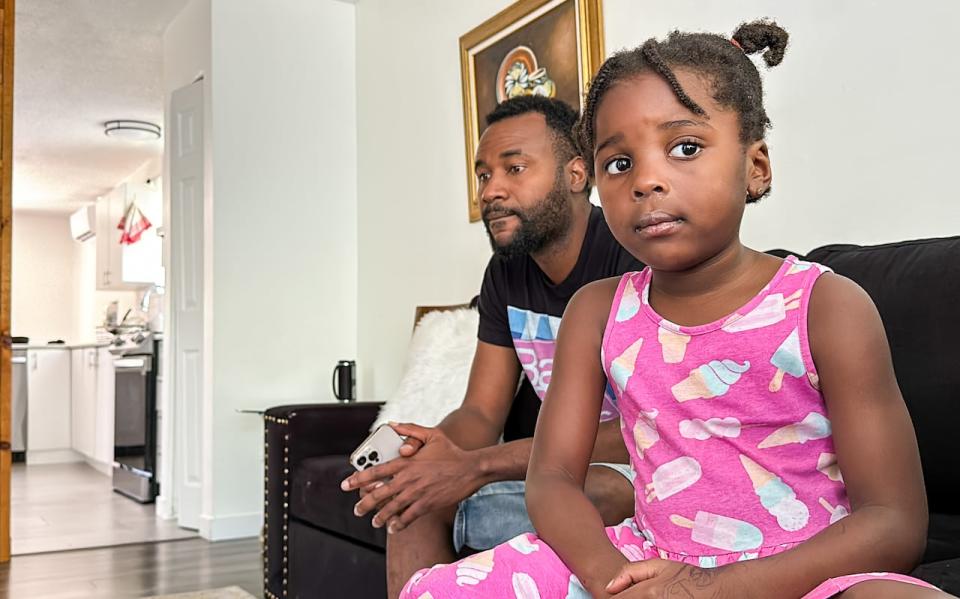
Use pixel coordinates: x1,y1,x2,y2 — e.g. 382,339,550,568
722,290,802,333
817,453,843,482
512,571,542,599
658,323,691,363
740,455,809,531
769,329,805,392
616,277,642,322
758,412,832,448
610,337,644,394
645,456,701,502
671,512,763,552
455,549,495,586
671,359,750,402
819,497,850,524
416,594,434,599
786,261,814,276
507,533,540,555
633,409,659,458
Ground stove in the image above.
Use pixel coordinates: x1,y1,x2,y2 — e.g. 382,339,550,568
111,330,160,503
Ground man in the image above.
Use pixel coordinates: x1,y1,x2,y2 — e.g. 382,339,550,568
340,96,644,598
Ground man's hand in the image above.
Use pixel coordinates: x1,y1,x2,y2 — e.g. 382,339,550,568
340,423,486,534
602,559,742,599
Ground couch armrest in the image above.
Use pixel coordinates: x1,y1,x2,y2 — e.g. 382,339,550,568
263,402,383,599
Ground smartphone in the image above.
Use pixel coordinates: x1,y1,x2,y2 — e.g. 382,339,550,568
349,424,405,472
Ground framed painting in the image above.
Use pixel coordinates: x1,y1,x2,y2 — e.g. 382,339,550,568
459,0,604,222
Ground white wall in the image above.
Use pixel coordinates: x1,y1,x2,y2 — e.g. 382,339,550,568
355,0,511,401
355,0,960,400
203,0,358,539
11,212,77,343
603,0,960,252
11,211,136,344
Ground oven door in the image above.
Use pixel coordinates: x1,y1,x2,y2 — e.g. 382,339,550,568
113,355,158,502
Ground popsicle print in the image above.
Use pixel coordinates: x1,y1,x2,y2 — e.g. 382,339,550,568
740,455,810,531
722,290,802,333
819,497,850,524
658,320,691,363
616,277,642,322
670,512,763,552
679,417,741,440
645,456,701,502
609,337,644,394
769,329,805,392
507,534,540,555
758,412,832,448
672,359,750,402
512,572,541,599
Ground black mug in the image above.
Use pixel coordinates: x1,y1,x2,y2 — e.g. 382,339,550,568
332,360,356,402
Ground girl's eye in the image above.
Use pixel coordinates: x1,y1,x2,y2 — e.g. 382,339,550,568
604,157,632,175
669,142,702,158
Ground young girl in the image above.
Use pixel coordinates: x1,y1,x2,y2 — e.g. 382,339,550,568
399,20,950,598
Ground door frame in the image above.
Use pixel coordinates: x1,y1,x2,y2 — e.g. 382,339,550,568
1,0,15,565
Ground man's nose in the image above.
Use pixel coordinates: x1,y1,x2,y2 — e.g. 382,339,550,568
479,174,507,205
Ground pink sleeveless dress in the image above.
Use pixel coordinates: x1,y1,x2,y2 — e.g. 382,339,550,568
399,256,938,598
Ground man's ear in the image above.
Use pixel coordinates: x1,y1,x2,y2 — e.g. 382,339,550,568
746,140,772,198
566,156,589,194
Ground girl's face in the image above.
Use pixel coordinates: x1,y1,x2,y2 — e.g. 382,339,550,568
593,69,770,271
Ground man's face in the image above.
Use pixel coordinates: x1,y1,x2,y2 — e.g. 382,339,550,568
474,113,573,258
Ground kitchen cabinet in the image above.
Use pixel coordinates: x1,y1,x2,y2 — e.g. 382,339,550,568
70,347,115,472
26,349,73,463
96,181,163,290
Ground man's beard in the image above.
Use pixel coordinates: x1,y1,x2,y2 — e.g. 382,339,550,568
482,172,573,259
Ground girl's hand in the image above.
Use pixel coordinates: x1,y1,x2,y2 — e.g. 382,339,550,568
605,560,742,598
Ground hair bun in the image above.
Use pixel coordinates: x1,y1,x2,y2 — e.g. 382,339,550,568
732,19,788,67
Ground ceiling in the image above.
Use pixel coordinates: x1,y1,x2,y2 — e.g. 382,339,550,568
13,0,190,213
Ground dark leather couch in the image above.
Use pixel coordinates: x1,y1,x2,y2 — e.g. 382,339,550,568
264,236,960,599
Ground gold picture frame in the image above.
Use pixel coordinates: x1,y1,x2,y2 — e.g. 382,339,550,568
459,0,604,222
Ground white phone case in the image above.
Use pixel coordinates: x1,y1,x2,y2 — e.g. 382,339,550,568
349,424,404,472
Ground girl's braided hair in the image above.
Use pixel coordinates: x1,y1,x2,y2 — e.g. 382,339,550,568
574,19,788,202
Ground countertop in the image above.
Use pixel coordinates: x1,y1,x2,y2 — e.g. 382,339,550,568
12,342,111,351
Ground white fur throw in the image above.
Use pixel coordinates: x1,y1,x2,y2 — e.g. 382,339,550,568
371,308,480,431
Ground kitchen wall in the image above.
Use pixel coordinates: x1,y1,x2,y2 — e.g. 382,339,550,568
11,210,137,345
355,0,960,401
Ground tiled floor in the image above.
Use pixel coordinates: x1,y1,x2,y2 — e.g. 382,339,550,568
11,462,197,555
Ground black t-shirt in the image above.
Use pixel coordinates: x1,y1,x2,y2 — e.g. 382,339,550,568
477,204,644,440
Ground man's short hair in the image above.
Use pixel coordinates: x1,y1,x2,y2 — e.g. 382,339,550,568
485,96,581,169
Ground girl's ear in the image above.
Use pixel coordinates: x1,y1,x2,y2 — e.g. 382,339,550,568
566,155,589,194
745,140,772,199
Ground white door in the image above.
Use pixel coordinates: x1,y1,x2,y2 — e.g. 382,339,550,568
170,79,204,530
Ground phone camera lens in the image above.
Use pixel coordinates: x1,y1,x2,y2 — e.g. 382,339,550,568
357,455,367,466
369,451,379,462
364,463,373,469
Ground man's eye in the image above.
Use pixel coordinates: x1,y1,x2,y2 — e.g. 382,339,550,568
508,165,526,174
668,142,702,158
477,172,490,182
604,157,632,175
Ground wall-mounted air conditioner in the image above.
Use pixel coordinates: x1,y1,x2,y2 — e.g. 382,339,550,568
70,204,96,242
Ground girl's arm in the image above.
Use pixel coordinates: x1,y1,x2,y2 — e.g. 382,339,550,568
723,272,928,597
525,278,629,597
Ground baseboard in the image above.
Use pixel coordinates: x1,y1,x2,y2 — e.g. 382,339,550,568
155,495,176,520
198,511,262,541
84,457,113,476
26,449,84,465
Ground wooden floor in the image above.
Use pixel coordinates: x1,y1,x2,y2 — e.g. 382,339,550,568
11,463,197,554
0,537,263,598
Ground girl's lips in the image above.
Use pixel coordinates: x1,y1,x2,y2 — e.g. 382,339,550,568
635,211,684,238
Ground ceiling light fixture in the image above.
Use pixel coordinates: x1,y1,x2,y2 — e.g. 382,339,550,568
104,120,161,141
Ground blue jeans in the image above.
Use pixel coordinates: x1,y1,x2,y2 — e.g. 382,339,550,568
452,462,635,553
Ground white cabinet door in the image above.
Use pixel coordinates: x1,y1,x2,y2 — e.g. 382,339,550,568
94,347,115,466
121,181,164,286
70,349,96,458
26,349,72,458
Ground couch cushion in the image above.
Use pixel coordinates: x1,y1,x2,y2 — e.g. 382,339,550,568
290,455,387,550
806,237,960,514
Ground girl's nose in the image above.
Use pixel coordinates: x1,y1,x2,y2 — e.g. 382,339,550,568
631,172,668,200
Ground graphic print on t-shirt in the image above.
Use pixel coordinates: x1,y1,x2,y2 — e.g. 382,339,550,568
508,305,618,420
